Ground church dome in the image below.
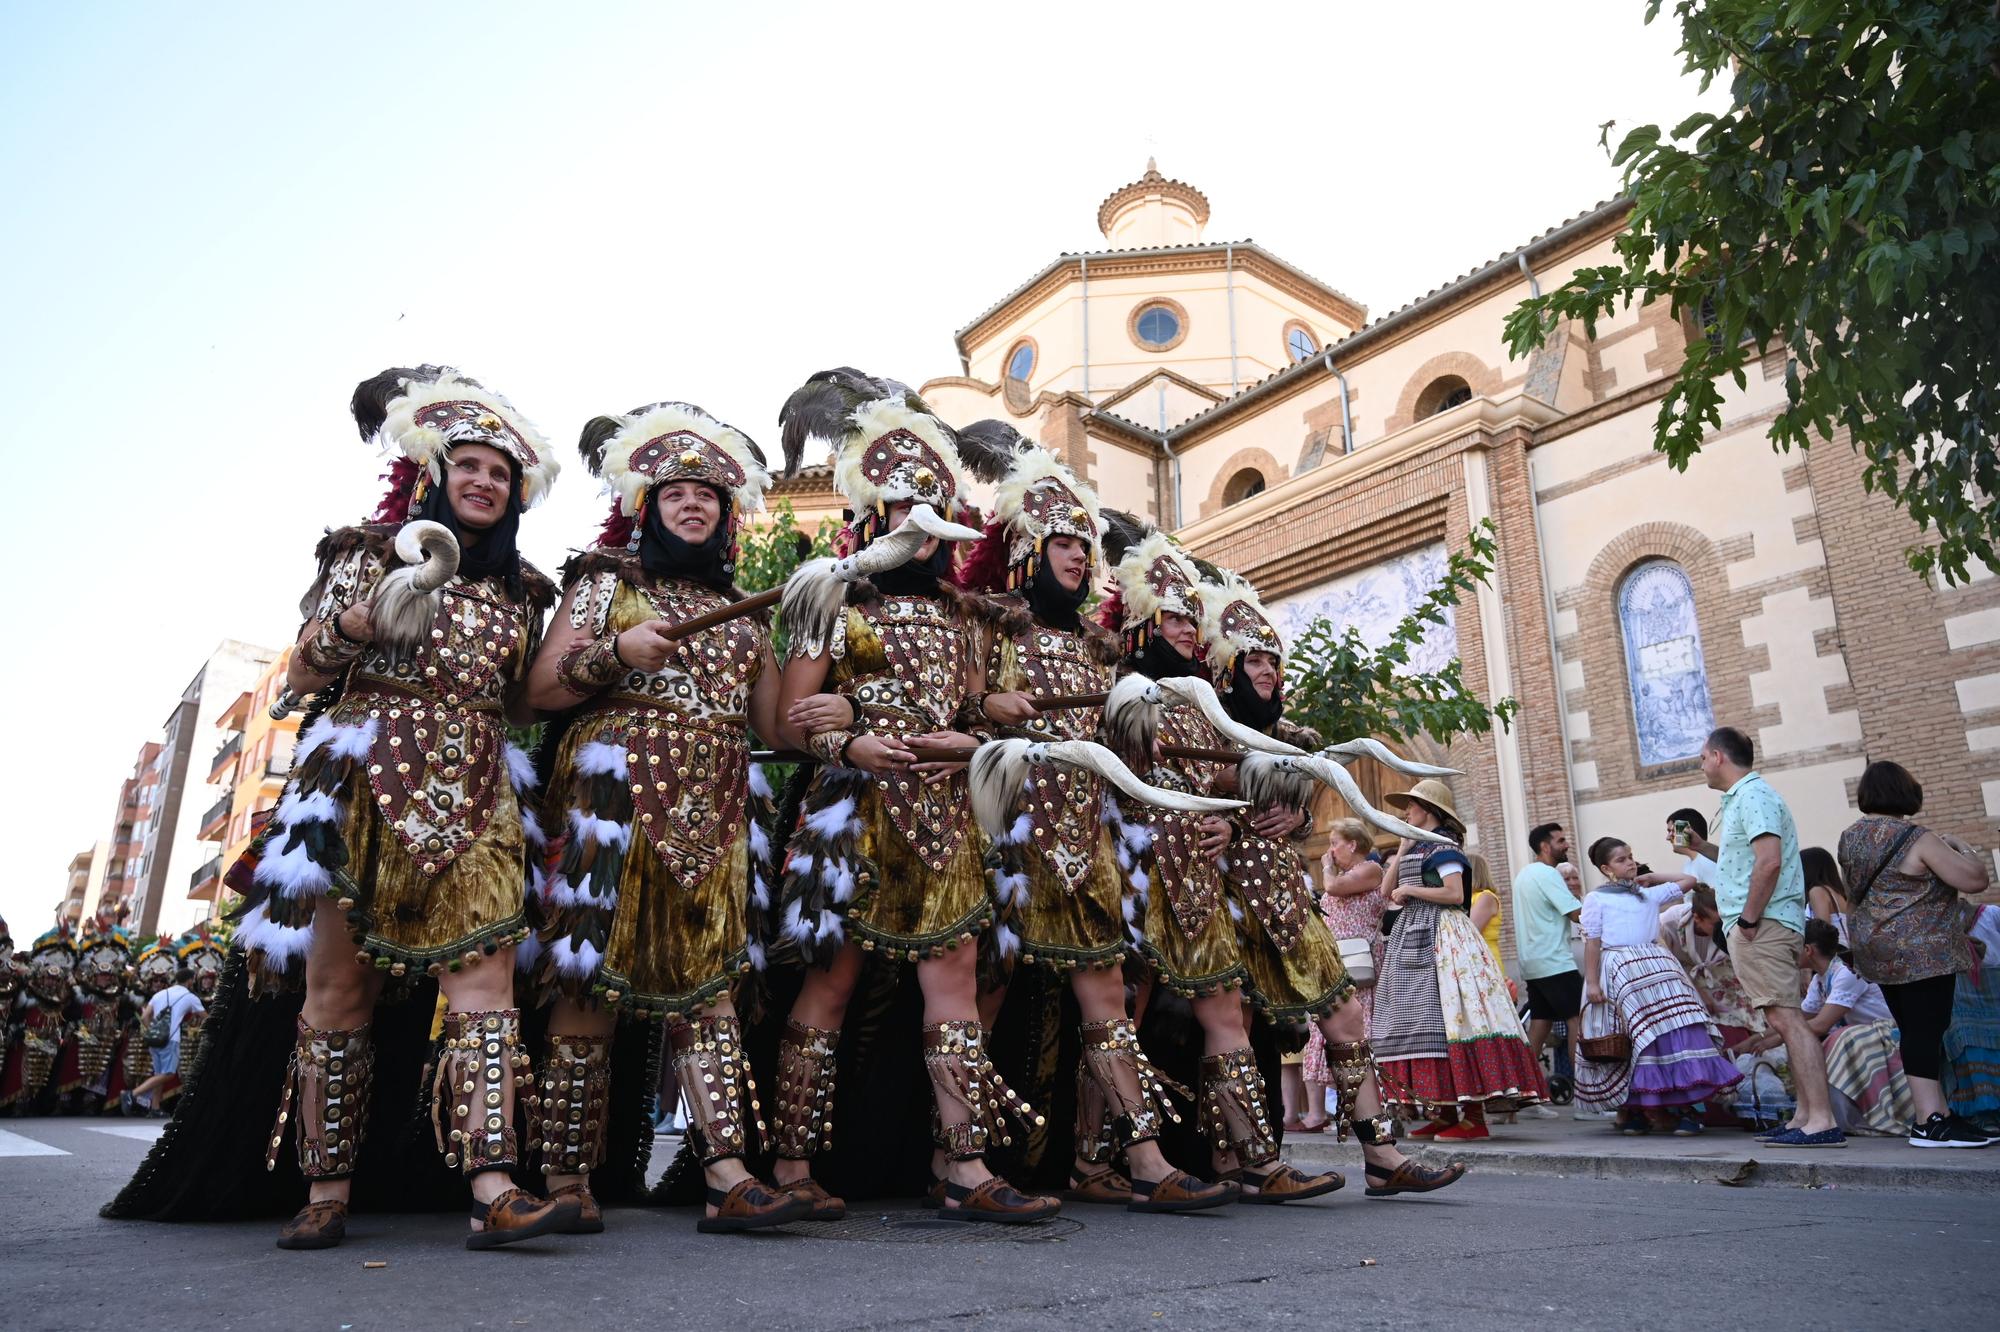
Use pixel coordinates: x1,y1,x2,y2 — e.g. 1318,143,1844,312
1097,158,1210,247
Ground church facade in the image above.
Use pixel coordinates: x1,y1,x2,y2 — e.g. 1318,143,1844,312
793,162,2000,901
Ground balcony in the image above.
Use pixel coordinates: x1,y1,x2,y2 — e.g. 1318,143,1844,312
209,732,242,781
188,854,222,900
264,751,293,780
197,792,232,840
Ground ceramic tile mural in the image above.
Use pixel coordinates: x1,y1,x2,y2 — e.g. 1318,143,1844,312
1617,559,1714,765
1268,542,1457,673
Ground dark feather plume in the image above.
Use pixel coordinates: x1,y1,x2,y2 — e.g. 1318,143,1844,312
348,364,453,441
777,367,928,478
577,415,625,476
954,419,1029,485
1099,508,1154,565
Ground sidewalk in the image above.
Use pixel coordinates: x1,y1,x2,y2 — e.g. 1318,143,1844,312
1279,1114,2000,1193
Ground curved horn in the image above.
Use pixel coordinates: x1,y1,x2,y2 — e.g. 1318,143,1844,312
1317,737,1460,778
1153,677,1301,755
897,502,984,545
780,505,983,658
1038,740,1247,815
370,520,461,661
394,519,461,594
1274,753,1449,844
1103,672,1166,760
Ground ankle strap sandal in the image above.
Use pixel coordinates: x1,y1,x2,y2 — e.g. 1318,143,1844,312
696,1178,810,1233
1363,1158,1468,1198
937,1175,1061,1225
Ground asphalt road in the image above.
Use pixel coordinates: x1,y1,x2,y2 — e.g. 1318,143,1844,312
3,1116,1994,1331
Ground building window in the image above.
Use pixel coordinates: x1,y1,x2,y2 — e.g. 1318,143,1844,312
1284,321,1318,363
1415,375,1473,419
1222,467,1267,506
1002,337,1037,413
1005,340,1035,385
1129,299,1188,352
1617,559,1716,767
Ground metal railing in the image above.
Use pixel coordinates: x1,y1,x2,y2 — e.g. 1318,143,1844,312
189,855,222,891
208,732,242,777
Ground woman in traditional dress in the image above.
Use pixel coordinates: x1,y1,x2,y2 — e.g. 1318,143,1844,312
1943,905,2000,1133
1302,819,1387,1124
229,365,572,1250
1373,779,1546,1140
521,401,807,1233
1575,837,1741,1134
768,375,1059,1223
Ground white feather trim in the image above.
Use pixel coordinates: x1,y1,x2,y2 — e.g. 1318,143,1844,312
748,822,770,863
237,901,314,967
521,807,546,850
1130,868,1150,898
821,862,857,903
514,930,543,973
750,874,772,910
1122,896,1138,924
993,924,1021,960
550,935,602,979
504,743,538,792
327,718,379,763
275,789,341,828
567,807,632,851
1120,821,1154,855
748,764,774,800
575,741,630,779
292,716,336,765
814,910,845,946
1003,812,1033,847
1227,899,1245,924
782,898,813,945
996,872,1031,910
252,836,331,900
804,796,859,841
746,939,768,972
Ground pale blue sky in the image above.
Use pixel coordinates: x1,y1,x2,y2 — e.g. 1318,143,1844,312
0,1,1719,935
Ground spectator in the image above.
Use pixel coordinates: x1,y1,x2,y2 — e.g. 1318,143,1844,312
1576,837,1741,1134
1666,807,1719,886
1657,885,1765,1049
1943,906,2000,1133
1469,854,1505,978
1800,846,1851,947
1764,918,1912,1135
1836,759,1996,1148
128,966,203,1115
1302,819,1388,1124
1511,822,1582,1104
1682,725,1843,1146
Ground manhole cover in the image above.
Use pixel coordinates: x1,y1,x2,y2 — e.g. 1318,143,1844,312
783,1211,1084,1244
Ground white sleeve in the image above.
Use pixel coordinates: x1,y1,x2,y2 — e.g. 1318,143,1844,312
1646,884,1687,907
1579,892,1606,940
1827,963,1869,1011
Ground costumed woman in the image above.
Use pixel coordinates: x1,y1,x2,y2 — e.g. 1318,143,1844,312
522,400,806,1233
228,365,570,1250
1,930,73,1115
1094,525,1343,1202
769,374,1059,1223
1199,570,1467,1198
1574,836,1742,1132
952,421,1235,1214
1373,779,1547,1138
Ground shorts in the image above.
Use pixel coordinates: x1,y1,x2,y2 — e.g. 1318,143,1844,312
1728,921,1803,1010
1524,970,1583,1020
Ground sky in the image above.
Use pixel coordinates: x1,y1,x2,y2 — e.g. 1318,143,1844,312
0,1,1723,938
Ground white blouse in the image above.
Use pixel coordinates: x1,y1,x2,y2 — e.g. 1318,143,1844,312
1802,958,1892,1024
1581,884,1686,949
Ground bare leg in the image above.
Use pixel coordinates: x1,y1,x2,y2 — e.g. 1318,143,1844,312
1763,1005,1836,1134
772,943,862,1187
298,895,385,1208
437,948,524,1222
1071,966,1173,1184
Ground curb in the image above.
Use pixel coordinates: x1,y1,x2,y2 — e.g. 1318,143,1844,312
1277,1139,1998,1194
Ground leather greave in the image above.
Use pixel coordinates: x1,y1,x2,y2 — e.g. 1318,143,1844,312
1075,1018,1187,1164
1324,1039,1396,1145
529,1032,613,1177
921,1020,1043,1162
669,1013,765,1165
268,1018,374,1180
431,1009,529,1176
771,1019,839,1162
1198,1046,1279,1167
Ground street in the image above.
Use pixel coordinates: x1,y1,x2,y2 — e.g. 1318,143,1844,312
3,1117,1994,1330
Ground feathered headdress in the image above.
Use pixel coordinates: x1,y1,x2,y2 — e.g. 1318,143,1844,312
954,420,1105,594
778,368,970,546
1199,568,1285,671
1100,512,1204,655
577,400,770,551
351,365,559,522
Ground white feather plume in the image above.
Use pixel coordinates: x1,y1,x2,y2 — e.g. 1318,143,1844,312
370,520,460,660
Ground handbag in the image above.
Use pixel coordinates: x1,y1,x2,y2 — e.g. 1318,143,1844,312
1576,1000,1630,1063
1336,935,1375,987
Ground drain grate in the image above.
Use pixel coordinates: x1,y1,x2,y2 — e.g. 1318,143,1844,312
782,1211,1085,1244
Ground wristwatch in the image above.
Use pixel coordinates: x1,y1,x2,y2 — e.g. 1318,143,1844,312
1738,916,1761,930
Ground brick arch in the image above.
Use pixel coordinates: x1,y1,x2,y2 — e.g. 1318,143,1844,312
1386,351,1502,435
1198,446,1287,519
1556,521,1765,797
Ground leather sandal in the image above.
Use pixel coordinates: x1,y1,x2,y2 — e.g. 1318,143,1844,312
778,1176,846,1222
1062,1165,1134,1205
1363,1158,1468,1198
936,1176,1061,1225
466,1187,579,1250
1232,1162,1345,1204
549,1181,604,1234
1127,1168,1237,1215
696,1178,811,1233
275,1198,348,1250
925,1171,948,1208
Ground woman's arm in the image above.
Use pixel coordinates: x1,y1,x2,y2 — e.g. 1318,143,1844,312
1393,869,1463,907
1807,883,1841,925
1805,1000,1848,1038
1324,860,1384,899
1913,829,1992,895
1470,890,1499,934
777,652,835,752
1584,936,1604,1006
747,645,782,749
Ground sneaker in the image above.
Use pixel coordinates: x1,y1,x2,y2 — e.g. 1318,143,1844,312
1404,1121,1443,1139
1672,1117,1704,1137
1573,1107,1615,1121
1766,1126,1846,1149
1520,1103,1561,1120
1908,1113,1996,1149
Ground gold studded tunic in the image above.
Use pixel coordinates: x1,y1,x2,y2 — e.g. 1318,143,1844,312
811,594,991,958
308,528,552,973
543,570,761,1012
986,612,1127,970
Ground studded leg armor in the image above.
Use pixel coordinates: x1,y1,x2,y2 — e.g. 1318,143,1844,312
1198,1046,1280,1168
669,1013,765,1165
431,1009,530,1175
921,1020,1044,1161
268,1019,374,1179
770,1020,839,1162
1075,1018,1187,1164
1324,1039,1398,1145
528,1032,612,1178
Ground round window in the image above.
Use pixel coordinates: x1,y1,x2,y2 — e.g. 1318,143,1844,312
1005,341,1035,383
1135,304,1182,348
1286,325,1318,362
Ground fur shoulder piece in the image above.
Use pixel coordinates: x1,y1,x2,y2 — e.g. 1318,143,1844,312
958,589,1035,639
559,546,645,591
1274,718,1323,751
1077,616,1122,666
518,557,557,611
314,523,400,569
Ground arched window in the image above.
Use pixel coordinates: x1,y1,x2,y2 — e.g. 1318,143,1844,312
1415,374,1473,419
1284,322,1318,363
1617,559,1716,766
1005,340,1035,384
1002,338,1037,412
1222,467,1267,506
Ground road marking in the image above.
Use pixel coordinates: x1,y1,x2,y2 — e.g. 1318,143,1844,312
0,1128,69,1157
85,1124,165,1141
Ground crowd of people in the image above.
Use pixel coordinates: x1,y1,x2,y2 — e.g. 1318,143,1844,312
1285,728,1998,1151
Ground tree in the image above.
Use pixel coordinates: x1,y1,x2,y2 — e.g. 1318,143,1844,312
736,500,841,659
1284,519,1518,748
1503,1,2000,584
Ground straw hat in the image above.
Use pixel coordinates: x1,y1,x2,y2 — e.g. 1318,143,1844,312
1385,778,1463,831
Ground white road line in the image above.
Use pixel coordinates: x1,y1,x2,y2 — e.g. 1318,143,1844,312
0,1128,69,1157
84,1124,165,1141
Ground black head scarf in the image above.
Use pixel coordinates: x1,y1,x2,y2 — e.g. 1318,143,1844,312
1129,632,1203,681
1220,657,1285,733
1026,556,1089,630
871,539,952,598
639,485,737,593
413,454,524,600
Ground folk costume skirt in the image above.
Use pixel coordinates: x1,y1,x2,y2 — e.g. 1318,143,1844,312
1374,902,1545,1112
1575,944,1741,1111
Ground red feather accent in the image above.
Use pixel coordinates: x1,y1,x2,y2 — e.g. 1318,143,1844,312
1095,586,1125,634
369,457,421,525
952,521,1011,593
595,501,635,551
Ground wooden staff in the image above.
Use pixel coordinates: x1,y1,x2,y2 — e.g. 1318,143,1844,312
1030,692,1107,713
658,585,783,641
749,741,1247,766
